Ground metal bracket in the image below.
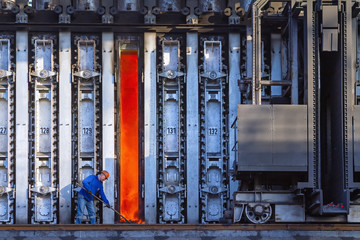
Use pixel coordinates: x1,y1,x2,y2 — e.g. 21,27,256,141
30,186,57,195
101,0,114,24
227,0,241,25
186,0,198,24
73,70,100,79
30,70,57,79
58,0,71,23
158,70,184,79
291,0,304,17
144,0,156,24
201,186,227,195
0,186,13,195
159,185,185,194
200,71,227,80
15,3,27,23
0,69,13,78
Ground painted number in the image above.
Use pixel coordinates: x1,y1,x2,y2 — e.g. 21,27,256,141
166,127,176,135
209,127,218,135
0,127,6,135
82,127,93,136
40,127,50,135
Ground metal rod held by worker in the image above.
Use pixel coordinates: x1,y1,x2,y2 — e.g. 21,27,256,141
76,183,132,224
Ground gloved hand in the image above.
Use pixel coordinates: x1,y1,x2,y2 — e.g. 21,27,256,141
105,204,111,208
88,191,92,195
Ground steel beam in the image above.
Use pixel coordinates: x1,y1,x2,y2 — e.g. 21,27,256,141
102,32,115,224
186,32,199,223
346,0,357,188
298,0,317,189
290,1,298,104
58,32,72,223
270,34,282,96
144,32,157,224
15,31,28,224
252,0,269,105
246,23,252,104
228,33,241,201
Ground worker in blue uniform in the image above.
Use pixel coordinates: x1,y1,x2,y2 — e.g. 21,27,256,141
75,170,110,224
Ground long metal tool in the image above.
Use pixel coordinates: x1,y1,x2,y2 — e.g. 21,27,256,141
76,183,131,224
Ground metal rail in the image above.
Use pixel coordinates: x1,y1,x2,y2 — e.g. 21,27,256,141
1,224,360,230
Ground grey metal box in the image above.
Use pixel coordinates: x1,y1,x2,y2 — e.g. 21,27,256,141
237,105,307,172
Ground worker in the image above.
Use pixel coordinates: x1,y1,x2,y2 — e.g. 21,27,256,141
75,170,111,224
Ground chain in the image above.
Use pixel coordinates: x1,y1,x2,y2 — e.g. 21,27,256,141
310,3,319,188
343,5,349,188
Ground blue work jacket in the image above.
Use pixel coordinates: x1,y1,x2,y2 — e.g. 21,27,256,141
79,174,109,204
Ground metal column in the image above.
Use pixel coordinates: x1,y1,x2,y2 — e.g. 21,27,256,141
102,32,115,224
144,32,157,224
186,32,199,223
199,37,229,223
28,35,58,224
344,0,356,188
15,31,28,224
290,0,298,104
305,0,318,189
157,37,186,223
228,33,240,201
245,24,253,104
298,0,318,190
270,34,282,96
0,35,15,224
59,32,72,223
72,35,102,223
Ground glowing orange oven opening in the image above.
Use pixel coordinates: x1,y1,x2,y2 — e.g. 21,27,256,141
120,50,142,223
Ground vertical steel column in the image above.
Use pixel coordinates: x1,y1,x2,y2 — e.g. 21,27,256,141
347,0,360,191
270,34,282,96
290,0,298,104
186,32,199,223
252,0,269,105
29,37,58,224
72,36,102,223
306,0,317,189
199,38,228,223
15,31,28,224
144,32,157,224
298,0,318,189
59,32,72,223
345,0,356,188
157,38,186,223
0,36,15,224
246,24,253,104
102,32,115,224
228,33,240,201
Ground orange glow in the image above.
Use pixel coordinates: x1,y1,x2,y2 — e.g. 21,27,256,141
120,50,142,223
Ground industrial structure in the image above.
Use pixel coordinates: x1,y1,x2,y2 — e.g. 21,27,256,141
0,0,359,225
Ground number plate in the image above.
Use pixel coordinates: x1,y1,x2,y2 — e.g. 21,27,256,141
39,127,50,135
82,127,93,136
0,126,7,135
208,127,218,135
166,127,176,135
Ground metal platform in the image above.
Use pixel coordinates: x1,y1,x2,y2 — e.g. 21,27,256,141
1,224,360,239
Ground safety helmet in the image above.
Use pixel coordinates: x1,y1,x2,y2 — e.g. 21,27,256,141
101,170,109,179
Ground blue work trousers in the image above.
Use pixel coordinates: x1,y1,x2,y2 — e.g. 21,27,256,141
75,194,96,224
